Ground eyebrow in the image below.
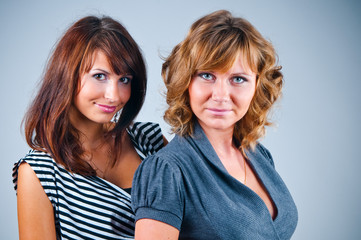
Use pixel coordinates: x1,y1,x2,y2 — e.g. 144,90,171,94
231,72,254,78
92,68,133,78
197,70,254,78
92,68,111,75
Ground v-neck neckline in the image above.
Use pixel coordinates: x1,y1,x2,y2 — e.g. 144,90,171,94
189,122,280,223
243,153,279,222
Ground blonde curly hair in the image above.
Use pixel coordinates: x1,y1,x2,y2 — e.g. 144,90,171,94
162,10,283,151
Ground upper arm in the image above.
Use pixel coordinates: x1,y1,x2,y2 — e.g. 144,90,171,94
135,218,179,240
132,154,185,230
17,162,56,240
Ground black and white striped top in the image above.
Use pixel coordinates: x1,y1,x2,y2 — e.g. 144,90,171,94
13,122,164,240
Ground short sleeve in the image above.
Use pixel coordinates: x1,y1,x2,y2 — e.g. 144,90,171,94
127,122,164,159
12,150,58,206
131,154,184,230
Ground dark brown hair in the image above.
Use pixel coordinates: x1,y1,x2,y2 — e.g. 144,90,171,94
24,16,147,175
162,10,283,151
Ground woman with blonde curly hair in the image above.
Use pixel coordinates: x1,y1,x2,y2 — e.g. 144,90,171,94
132,10,298,239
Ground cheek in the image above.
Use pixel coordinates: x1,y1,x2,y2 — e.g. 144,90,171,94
244,90,256,104
240,82,256,102
78,81,103,99
73,93,86,116
120,85,131,103
189,82,207,105
243,92,255,106
188,84,200,111
232,88,256,112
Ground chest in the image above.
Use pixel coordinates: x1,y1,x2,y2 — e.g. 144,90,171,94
105,148,141,188
90,134,142,188
177,153,298,239
53,172,135,238
221,155,277,220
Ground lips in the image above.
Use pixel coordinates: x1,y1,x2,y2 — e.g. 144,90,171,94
206,108,231,116
96,103,117,113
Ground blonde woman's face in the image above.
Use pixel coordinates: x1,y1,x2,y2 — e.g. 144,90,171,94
188,54,256,133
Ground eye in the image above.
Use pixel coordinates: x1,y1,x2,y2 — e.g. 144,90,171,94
93,73,106,81
119,76,132,84
199,72,215,81
232,76,247,84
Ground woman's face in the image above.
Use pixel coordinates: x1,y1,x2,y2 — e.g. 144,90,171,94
72,50,132,126
188,53,256,134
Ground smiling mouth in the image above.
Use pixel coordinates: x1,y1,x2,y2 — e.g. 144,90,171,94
96,103,117,113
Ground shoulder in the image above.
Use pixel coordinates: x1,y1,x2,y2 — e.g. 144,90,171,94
128,122,162,137
13,149,59,192
132,139,186,204
132,135,198,230
134,135,188,174
15,149,56,171
137,135,193,174
128,122,165,156
249,143,275,168
137,146,181,174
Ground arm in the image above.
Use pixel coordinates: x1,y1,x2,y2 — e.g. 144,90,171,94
135,219,179,240
132,150,184,239
17,162,56,240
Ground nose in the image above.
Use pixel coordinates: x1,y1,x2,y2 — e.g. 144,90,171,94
212,80,230,102
104,80,120,103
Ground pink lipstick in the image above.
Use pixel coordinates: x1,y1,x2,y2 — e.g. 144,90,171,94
96,104,116,113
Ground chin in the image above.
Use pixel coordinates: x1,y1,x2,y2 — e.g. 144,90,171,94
201,121,234,131
92,117,114,124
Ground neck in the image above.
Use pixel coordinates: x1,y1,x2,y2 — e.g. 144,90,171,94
198,121,247,184
199,123,236,158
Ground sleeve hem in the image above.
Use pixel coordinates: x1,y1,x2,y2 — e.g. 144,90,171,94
134,207,182,230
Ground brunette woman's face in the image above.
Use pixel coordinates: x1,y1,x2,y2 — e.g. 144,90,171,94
73,50,132,126
188,54,256,134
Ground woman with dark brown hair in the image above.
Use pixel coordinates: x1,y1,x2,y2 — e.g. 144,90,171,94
13,16,165,239
132,10,298,239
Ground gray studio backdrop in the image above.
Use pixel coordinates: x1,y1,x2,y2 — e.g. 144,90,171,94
1,0,360,239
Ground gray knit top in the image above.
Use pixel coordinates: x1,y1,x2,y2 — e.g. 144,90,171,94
132,122,298,240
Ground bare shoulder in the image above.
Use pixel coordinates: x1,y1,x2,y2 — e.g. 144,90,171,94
18,161,37,179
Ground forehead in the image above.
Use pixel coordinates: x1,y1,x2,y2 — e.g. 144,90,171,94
81,49,130,75
80,49,103,73
202,50,255,74
228,53,255,74
88,50,111,68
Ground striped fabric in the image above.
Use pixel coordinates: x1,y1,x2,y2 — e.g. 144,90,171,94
13,122,164,240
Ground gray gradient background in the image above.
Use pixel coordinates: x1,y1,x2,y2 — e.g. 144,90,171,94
1,0,360,239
